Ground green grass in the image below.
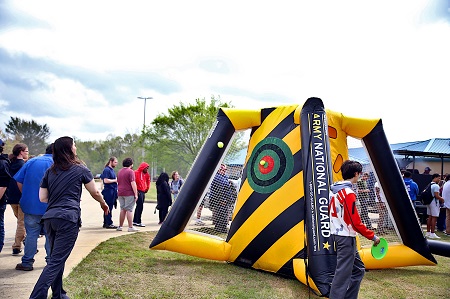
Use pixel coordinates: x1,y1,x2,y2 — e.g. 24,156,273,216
64,231,450,299
144,184,157,202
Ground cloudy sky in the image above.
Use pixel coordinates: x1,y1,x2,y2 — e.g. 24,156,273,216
0,0,449,147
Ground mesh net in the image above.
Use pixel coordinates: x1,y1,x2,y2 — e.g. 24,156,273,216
349,137,402,247
185,129,248,237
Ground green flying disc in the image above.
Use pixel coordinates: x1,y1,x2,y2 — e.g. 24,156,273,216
371,237,388,260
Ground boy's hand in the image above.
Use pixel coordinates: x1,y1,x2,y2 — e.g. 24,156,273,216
372,235,381,246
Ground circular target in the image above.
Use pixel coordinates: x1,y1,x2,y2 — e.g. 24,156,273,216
247,137,294,193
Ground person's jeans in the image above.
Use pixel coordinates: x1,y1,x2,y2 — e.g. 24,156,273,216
102,189,116,227
133,191,145,224
22,213,50,267
0,203,6,252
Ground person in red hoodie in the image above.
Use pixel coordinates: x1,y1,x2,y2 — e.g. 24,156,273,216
133,162,150,227
329,160,380,299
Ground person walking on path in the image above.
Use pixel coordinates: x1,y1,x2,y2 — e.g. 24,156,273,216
329,160,380,299
116,157,139,232
133,162,150,227
29,136,109,299
0,138,11,253
14,144,53,271
156,172,171,224
7,143,28,255
425,173,445,239
100,157,118,229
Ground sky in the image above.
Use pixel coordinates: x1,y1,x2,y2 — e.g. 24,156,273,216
0,0,449,148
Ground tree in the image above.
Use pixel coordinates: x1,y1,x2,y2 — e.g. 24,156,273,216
4,117,51,155
76,132,145,176
142,96,245,177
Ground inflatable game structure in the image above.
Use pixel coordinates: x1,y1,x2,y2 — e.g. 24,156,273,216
150,98,449,297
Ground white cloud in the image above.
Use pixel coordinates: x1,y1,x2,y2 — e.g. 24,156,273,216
0,0,449,145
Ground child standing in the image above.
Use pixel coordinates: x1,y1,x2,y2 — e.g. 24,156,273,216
329,160,380,299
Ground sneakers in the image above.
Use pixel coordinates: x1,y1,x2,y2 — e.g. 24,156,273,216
425,231,431,237
116,226,123,231
195,219,205,226
12,249,22,255
428,233,441,239
15,263,33,271
103,224,117,229
128,227,139,232
444,232,450,236
133,223,146,227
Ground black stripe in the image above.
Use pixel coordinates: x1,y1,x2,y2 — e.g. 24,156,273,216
232,199,305,268
267,112,297,139
261,107,276,122
227,150,303,240
276,247,307,278
253,109,296,140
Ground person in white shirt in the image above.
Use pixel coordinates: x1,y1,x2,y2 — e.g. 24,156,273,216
441,174,450,236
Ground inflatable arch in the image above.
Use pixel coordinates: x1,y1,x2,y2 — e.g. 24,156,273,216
150,97,447,297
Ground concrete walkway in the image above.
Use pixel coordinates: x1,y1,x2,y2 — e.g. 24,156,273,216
0,183,166,299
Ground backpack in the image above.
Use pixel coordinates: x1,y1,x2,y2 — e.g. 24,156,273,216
420,182,434,205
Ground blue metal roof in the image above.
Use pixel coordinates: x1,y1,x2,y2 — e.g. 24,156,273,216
349,138,450,164
394,138,450,157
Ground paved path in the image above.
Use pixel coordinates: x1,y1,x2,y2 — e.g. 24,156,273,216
0,182,165,299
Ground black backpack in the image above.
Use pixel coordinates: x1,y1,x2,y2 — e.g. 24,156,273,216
420,182,434,205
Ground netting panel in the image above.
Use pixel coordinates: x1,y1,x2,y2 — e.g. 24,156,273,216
350,137,402,247
187,130,248,236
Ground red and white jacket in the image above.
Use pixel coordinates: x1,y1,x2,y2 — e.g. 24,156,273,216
329,181,374,240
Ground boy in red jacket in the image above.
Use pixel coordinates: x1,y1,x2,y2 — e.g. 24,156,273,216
329,160,380,299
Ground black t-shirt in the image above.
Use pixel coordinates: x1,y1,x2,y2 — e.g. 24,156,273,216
0,154,11,205
41,164,93,223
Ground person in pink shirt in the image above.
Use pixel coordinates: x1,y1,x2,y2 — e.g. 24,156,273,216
116,158,139,232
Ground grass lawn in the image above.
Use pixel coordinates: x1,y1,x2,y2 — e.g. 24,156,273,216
64,231,450,299
144,185,157,203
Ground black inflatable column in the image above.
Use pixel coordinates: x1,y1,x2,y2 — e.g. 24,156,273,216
300,97,336,297
362,121,436,263
150,109,235,248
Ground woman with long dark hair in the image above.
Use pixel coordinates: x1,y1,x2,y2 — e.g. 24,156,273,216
30,136,109,299
156,172,171,224
7,143,28,255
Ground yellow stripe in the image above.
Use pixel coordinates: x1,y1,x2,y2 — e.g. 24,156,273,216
234,122,301,218
293,259,320,294
232,180,251,218
283,125,301,155
151,232,231,261
228,172,304,261
360,243,437,268
253,222,305,272
247,105,298,156
221,108,261,130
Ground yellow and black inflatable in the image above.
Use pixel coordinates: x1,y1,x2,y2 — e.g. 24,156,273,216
150,97,447,297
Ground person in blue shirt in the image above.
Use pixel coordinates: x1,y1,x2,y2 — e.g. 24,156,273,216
14,144,54,271
403,171,419,206
100,157,118,229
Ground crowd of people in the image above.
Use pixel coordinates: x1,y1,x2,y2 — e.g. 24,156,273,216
354,166,450,239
